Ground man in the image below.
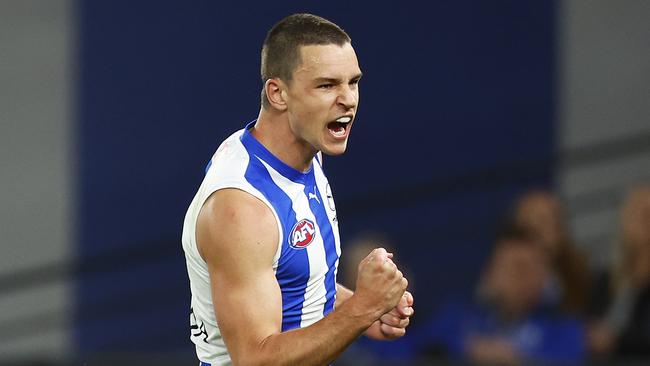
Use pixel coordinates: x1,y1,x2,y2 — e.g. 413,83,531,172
182,14,414,366
421,227,584,365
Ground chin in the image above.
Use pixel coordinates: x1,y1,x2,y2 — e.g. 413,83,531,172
320,142,348,156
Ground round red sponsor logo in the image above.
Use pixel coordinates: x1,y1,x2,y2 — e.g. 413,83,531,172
290,219,316,249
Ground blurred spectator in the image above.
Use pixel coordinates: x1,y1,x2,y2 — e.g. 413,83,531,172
419,226,585,365
338,232,416,366
513,190,590,315
587,186,650,359
339,232,390,290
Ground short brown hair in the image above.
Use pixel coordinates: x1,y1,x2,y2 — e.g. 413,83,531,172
260,13,351,108
493,224,543,254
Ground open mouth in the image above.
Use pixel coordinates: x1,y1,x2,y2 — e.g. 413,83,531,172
327,116,352,138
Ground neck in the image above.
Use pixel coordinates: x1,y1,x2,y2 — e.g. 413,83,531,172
251,107,317,173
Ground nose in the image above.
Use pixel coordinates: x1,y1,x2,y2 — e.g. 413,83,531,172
337,85,357,110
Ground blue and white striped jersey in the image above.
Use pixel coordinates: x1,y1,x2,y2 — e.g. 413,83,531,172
182,121,341,365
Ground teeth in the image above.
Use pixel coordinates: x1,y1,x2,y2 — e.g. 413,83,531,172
335,116,352,124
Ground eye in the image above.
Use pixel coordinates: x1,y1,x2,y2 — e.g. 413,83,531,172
318,84,334,89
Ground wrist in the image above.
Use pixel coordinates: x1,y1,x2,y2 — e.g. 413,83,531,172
341,293,383,328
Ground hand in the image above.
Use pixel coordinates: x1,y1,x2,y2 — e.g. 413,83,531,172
366,291,414,340
354,248,408,319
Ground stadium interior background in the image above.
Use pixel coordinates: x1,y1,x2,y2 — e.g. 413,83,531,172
1,0,649,365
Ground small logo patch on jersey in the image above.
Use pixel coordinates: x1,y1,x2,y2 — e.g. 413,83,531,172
290,219,316,249
326,183,336,211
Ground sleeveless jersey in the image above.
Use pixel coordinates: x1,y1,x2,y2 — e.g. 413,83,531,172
181,121,341,365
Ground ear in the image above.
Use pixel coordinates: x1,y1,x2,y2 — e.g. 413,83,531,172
265,78,288,111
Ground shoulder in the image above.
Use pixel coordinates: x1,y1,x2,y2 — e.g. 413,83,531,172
205,129,250,176
529,309,584,338
202,187,271,222
197,188,279,268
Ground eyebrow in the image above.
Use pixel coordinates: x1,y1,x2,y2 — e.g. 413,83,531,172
313,73,363,84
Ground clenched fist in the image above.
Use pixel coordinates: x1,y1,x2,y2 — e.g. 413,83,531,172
354,248,409,320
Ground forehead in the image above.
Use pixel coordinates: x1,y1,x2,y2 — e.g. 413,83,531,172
519,195,559,216
294,43,361,79
494,241,544,263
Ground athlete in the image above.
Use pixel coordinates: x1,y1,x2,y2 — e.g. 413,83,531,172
182,13,414,366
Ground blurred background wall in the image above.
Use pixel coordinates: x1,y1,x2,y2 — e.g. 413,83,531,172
0,0,73,361
557,0,650,268
76,0,555,357
0,0,648,364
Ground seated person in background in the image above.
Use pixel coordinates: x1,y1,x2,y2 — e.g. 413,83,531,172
420,226,585,365
587,185,650,359
513,190,590,315
339,232,391,290
337,232,416,366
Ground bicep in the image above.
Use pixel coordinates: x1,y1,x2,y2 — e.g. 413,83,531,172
197,188,282,362
210,255,282,358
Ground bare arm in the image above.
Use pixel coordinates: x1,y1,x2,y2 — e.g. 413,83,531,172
197,189,406,366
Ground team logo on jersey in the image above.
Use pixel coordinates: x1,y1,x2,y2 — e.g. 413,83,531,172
290,219,316,249
325,184,336,211
308,186,320,203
